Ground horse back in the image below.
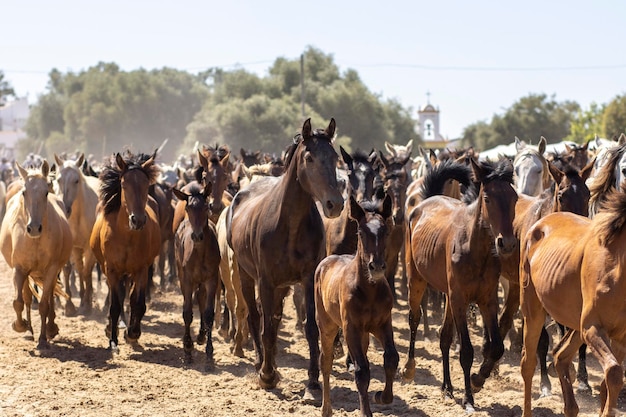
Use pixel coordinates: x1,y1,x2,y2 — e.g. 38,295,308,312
522,212,590,328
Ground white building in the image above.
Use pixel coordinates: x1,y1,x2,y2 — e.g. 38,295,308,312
416,94,453,149
0,97,29,159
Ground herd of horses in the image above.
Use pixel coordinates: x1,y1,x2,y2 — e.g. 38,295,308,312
3,117,626,417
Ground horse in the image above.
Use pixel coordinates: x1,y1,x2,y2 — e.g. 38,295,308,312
0,160,73,349
402,158,518,412
226,118,344,397
589,139,626,218
519,187,626,417
513,136,551,197
315,194,397,417
172,181,220,368
54,153,100,315
89,151,161,351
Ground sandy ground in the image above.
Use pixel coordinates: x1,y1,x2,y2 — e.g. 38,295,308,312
0,257,624,417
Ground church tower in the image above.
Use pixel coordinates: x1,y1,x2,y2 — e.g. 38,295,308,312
417,92,449,148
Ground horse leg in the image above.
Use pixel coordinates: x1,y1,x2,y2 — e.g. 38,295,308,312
202,263,219,371
126,271,148,343
498,279,520,348
239,268,262,368
401,270,426,381
372,321,399,406
12,268,30,333
439,299,457,402
553,329,582,417
145,263,154,303
520,282,547,417
583,325,624,417
257,283,288,389
420,289,430,340
346,328,372,417
318,312,339,417
79,251,96,316
302,272,321,399
181,275,194,363
537,326,553,397
107,276,125,351
471,281,505,392
37,271,58,349
576,344,591,393
62,259,77,317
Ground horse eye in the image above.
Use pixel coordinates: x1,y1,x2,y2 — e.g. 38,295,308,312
304,153,313,162
484,196,490,204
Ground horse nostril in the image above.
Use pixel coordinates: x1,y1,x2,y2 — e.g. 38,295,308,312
326,201,335,211
497,237,504,248
26,225,32,234
38,225,42,233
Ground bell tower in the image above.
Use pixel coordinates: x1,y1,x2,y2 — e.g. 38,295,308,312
417,92,448,148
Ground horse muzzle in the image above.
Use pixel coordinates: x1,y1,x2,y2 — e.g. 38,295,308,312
128,213,146,230
26,222,43,238
191,231,204,242
496,235,517,257
322,197,344,219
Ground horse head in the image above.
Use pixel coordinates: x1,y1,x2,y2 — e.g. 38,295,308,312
548,159,594,216
54,153,85,218
291,118,344,218
513,136,549,196
471,157,518,257
116,151,158,231
173,181,212,242
16,160,50,238
379,151,412,226
340,147,378,203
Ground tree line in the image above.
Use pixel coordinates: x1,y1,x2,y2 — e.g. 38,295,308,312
1,47,625,163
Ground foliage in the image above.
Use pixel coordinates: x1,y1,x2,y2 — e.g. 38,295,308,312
565,102,605,143
0,71,15,101
461,93,580,150
602,94,626,139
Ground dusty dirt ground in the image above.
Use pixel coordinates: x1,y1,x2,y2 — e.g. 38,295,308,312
1,256,624,417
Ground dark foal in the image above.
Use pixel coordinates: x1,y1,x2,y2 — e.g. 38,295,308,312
316,195,397,417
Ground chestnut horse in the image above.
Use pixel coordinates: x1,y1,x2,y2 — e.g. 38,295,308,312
0,160,73,349
316,194,396,417
172,181,220,368
520,188,626,417
226,118,344,397
402,158,518,412
54,153,100,315
90,151,161,352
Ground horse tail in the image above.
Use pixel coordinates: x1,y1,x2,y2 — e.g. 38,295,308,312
419,159,471,201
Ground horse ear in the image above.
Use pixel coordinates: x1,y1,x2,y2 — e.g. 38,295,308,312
547,161,563,185
348,195,365,223
583,139,591,150
514,137,524,152
469,157,485,182
381,193,393,220
220,151,231,167
538,137,547,154
41,160,50,177
326,118,336,139
172,187,188,202
77,153,85,168
564,142,572,153
54,153,63,167
301,118,312,140
384,141,397,157
15,162,28,180
340,146,353,170
240,148,247,159
115,153,126,171
406,139,413,154
619,133,626,146
581,156,596,183
197,149,208,170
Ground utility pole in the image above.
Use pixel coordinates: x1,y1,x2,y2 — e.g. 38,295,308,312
300,54,305,120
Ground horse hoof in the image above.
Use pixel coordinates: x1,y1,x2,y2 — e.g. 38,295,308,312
302,385,321,405
37,339,50,350
401,366,415,382
218,328,229,341
196,333,207,345
118,320,127,330
108,341,119,353
124,330,139,344
77,304,92,316
547,362,557,378
373,391,392,405
465,403,475,414
65,302,78,317
259,370,279,390
540,386,552,398
232,346,245,358
47,323,59,339
470,373,484,393
12,320,29,333
577,381,592,393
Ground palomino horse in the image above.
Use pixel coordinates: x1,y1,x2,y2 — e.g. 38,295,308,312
90,151,161,351
226,118,344,396
172,181,220,368
316,194,397,417
520,188,626,417
54,153,100,315
513,136,551,197
402,158,518,412
0,161,73,349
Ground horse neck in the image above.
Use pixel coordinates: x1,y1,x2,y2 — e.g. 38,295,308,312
276,158,315,221
467,187,493,250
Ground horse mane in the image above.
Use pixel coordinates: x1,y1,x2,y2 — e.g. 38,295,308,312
589,142,626,212
594,186,626,246
420,159,472,201
99,151,160,215
351,149,373,165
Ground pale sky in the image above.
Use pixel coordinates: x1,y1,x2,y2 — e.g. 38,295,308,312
2,0,625,140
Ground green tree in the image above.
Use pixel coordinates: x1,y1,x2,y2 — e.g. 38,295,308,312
602,94,626,139
0,70,15,101
566,102,605,143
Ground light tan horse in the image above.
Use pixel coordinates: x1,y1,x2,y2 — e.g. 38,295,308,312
0,160,73,349
520,188,626,417
54,153,100,315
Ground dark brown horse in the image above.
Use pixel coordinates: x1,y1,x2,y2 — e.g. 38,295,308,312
172,181,220,369
402,158,518,412
90,151,161,351
226,118,344,397
316,194,396,417
520,187,626,417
